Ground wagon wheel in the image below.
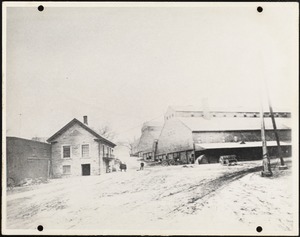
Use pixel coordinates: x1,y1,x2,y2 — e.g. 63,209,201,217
169,159,176,166
161,160,169,166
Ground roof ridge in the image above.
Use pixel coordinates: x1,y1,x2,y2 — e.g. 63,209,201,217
47,118,116,146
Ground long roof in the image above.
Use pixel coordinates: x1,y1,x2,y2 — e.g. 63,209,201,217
195,141,292,150
169,105,291,113
7,136,50,145
47,118,116,147
179,117,291,132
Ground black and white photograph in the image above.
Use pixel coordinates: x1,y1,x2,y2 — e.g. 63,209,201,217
2,2,299,235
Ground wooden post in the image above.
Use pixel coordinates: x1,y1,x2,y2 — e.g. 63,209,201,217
260,100,273,177
152,139,158,161
266,89,287,170
98,141,102,175
186,150,188,164
47,160,51,179
193,143,196,164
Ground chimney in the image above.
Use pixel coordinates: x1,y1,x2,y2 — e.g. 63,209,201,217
202,97,211,120
83,116,88,125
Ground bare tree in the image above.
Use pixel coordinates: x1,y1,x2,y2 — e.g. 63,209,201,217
121,138,139,156
31,137,48,142
95,125,116,141
32,137,41,142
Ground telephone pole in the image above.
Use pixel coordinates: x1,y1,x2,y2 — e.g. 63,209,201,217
260,95,273,177
264,79,288,170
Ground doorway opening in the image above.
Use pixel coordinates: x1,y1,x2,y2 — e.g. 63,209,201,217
81,164,91,176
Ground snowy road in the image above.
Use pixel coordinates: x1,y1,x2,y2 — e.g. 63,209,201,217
5,159,294,235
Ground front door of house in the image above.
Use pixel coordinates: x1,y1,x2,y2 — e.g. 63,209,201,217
81,164,91,176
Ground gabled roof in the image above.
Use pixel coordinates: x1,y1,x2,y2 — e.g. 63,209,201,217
47,118,116,147
178,117,291,132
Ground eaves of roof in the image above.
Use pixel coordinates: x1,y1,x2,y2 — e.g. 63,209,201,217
47,118,116,147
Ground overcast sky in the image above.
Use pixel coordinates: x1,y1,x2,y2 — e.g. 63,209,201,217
4,3,298,142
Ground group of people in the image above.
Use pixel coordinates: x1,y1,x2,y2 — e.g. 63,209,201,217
105,161,147,173
106,162,127,173
106,162,145,173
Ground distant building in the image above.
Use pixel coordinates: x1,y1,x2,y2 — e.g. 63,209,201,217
6,137,51,186
165,105,291,121
156,105,292,164
134,121,162,161
47,116,116,177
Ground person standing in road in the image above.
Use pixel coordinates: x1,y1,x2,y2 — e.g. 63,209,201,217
140,162,144,170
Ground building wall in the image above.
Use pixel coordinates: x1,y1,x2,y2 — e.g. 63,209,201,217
6,137,50,185
164,107,291,121
50,123,104,178
136,125,161,155
155,117,291,163
156,118,193,155
160,108,292,163
165,107,204,120
192,130,291,144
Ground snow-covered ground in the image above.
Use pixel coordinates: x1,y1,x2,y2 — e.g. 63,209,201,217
3,158,297,235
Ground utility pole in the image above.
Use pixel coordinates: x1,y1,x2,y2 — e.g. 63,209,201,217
267,97,288,170
264,79,288,170
152,139,158,161
260,99,273,177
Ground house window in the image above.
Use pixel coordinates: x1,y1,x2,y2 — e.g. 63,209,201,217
63,146,71,158
107,146,110,156
82,144,89,158
63,165,71,174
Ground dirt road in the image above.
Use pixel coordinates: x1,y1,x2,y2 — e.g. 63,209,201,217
5,159,294,235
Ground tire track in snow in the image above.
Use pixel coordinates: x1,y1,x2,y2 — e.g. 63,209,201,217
166,165,263,215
